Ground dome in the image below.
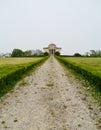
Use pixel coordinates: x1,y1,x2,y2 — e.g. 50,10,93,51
48,43,56,47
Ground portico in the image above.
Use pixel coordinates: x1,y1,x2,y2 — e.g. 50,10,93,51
43,44,61,55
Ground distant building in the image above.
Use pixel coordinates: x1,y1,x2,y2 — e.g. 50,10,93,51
43,44,61,55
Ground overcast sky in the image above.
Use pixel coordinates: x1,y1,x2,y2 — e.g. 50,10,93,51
0,0,101,55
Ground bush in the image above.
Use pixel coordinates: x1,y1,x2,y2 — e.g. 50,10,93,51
0,57,48,97
44,52,49,56
56,56,101,93
74,53,82,57
55,51,60,56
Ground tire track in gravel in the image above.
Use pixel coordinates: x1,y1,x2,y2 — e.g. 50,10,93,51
0,56,99,130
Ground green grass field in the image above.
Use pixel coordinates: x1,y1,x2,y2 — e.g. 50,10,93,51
61,57,101,77
0,57,42,65
56,56,101,93
0,57,47,97
0,57,44,77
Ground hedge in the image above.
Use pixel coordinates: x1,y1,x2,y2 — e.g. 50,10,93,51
0,57,48,97
56,56,101,93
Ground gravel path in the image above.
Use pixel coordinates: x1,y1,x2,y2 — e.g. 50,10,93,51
0,56,100,130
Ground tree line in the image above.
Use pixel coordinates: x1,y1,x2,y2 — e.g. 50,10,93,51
85,50,101,57
1,49,101,57
73,50,101,57
11,49,61,57
11,49,44,57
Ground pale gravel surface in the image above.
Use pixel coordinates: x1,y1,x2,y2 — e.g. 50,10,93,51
0,56,101,130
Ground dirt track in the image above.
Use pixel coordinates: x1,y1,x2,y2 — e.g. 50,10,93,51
0,56,100,130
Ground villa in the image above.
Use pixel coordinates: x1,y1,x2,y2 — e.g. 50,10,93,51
43,44,61,55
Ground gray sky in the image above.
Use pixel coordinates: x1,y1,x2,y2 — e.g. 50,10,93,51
0,0,101,55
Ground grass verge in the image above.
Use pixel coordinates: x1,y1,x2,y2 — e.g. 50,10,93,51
55,56,101,95
0,57,48,98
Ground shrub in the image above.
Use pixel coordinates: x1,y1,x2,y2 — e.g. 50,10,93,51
0,57,48,97
56,56,101,93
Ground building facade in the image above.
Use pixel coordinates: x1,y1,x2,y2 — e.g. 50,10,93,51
43,44,61,55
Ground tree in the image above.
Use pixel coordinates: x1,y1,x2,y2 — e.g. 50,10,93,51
24,50,32,57
34,49,44,56
11,49,24,57
84,50,101,57
90,50,97,57
74,53,82,57
96,50,101,57
44,52,49,56
55,51,60,56
85,52,90,57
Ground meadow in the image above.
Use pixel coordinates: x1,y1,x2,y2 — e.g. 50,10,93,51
0,57,47,97
56,57,101,93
